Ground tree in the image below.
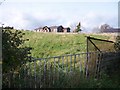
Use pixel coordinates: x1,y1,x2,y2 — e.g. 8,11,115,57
2,29,32,73
75,22,82,32
114,35,120,73
4,26,14,29
114,36,120,52
100,24,113,33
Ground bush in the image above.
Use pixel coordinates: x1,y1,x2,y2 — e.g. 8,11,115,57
2,29,32,88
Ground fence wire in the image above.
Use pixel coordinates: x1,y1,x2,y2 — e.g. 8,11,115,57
87,36,115,52
86,36,120,79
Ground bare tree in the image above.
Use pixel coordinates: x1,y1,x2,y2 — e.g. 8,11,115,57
100,24,113,33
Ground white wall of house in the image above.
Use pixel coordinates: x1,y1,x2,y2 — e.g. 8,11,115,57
53,29,57,32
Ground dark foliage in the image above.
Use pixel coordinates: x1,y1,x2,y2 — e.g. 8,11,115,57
4,26,14,29
114,35,120,72
2,29,32,73
114,36,120,52
75,22,82,32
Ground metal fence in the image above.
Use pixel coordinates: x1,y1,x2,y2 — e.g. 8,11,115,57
2,36,120,88
85,36,119,78
2,52,97,88
3,51,120,88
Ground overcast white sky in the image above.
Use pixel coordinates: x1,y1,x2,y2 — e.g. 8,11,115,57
0,0,119,32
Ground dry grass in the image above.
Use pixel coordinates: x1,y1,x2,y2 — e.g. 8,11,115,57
90,33,119,42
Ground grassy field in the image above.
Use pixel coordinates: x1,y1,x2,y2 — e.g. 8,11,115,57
3,30,120,88
22,31,111,58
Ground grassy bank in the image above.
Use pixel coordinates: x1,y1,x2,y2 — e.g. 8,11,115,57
3,30,120,88
23,31,110,58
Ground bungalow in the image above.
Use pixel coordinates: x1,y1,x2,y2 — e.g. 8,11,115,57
34,27,43,32
57,25,64,32
57,25,71,32
43,26,51,32
34,25,71,33
49,26,58,32
34,26,50,32
63,27,70,32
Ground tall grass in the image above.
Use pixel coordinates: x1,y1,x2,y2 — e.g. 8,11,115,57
3,63,120,88
22,31,110,58
3,30,120,88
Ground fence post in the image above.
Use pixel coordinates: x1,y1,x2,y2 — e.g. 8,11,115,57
70,55,72,72
95,52,100,79
53,57,56,85
98,53,102,79
74,55,76,70
85,36,89,78
43,59,47,87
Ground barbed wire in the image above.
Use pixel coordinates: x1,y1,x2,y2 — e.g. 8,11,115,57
0,0,5,6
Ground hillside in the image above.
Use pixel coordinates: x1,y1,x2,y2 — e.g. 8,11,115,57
22,31,111,58
3,30,120,88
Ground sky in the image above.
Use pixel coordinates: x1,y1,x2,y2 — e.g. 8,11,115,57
0,0,119,32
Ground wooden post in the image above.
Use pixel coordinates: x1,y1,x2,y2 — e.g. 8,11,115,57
85,36,89,78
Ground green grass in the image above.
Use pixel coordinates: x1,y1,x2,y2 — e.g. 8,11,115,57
3,30,120,88
22,31,110,58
